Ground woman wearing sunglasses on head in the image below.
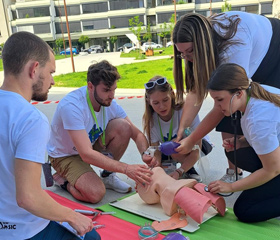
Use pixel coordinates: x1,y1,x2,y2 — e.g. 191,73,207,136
172,11,280,183
207,63,280,223
142,76,212,182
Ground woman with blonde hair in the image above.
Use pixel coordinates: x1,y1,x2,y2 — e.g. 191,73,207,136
172,11,280,182
207,63,280,223
142,76,212,182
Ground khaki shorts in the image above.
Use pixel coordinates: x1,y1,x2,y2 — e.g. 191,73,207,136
49,155,94,186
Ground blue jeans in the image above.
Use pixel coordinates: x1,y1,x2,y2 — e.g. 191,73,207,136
28,221,101,240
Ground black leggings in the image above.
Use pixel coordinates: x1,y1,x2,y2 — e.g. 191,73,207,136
226,148,280,223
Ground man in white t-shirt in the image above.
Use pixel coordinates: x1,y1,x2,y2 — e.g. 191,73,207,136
47,60,153,203
0,32,100,240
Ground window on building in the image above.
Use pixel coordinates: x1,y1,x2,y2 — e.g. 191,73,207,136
109,0,144,10
18,7,50,18
55,5,80,16
11,10,17,20
18,8,34,18
12,27,17,33
17,25,34,33
34,23,51,34
245,5,258,14
110,15,144,28
261,3,272,15
147,0,156,8
157,0,173,7
82,2,108,14
55,21,81,34
82,19,108,30
147,15,156,26
158,12,173,23
34,7,50,17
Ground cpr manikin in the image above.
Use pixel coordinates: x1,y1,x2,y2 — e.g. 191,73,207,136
137,167,226,224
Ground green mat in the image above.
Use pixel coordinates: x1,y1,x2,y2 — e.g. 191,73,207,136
98,194,280,240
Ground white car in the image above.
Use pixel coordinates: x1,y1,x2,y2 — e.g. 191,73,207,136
166,41,173,47
142,42,163,51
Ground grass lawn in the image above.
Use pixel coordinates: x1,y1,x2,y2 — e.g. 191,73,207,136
54,58,175,88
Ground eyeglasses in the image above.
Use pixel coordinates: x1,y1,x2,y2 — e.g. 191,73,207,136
144,77,167,89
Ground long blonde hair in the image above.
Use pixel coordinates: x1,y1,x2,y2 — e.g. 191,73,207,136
143,76,184,144
207,63,280,107
172,12,241,105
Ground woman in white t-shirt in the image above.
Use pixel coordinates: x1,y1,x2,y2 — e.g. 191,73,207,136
172,11,280,182
207,63,280,223
142,76,212,182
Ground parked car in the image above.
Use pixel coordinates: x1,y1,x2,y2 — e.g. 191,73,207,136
142,42,163,51
60,47,79,55
83,45,104,54
117,43,134,52
166,41,173,47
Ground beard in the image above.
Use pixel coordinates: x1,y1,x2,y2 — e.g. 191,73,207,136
31,74,49,101
94,88,112,107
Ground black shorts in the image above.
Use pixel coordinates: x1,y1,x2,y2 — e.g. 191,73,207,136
216,17,280,134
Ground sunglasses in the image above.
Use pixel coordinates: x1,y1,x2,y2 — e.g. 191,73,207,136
144,77,167,89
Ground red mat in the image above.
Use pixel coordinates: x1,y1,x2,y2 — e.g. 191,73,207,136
46,190,165,240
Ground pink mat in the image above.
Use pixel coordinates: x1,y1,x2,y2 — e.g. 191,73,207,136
46,190,165,240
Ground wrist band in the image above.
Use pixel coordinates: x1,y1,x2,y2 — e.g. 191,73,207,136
176,168,184,177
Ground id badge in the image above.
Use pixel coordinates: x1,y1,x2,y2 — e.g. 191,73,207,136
42,162,54,187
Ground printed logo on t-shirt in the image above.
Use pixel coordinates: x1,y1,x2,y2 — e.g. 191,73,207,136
163,133,177,142
0,222,16,230
88,124,103,143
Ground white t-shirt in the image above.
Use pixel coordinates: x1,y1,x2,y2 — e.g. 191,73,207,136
47,86,127,157
215,11,272,77
241,85,280,155
150,108,207,143
0,90,50,240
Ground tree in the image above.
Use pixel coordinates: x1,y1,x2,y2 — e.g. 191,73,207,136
129,16,144,58
129,16,143,47
55,38,64,49
78,35,89,48
143,19,152,43
159,22,169,47
110,36,117,52
221,0,232,12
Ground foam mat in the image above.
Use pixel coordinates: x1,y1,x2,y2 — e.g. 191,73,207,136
46,190,166,240
98,193,280,240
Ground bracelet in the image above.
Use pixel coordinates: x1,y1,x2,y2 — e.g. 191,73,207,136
175,168,184,177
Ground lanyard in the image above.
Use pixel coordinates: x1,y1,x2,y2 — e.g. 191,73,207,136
86,88,106,148
158,110,174,142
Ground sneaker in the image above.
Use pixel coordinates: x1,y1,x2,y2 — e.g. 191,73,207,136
181,167,202,183
53,173,68,191
101,172,132,194
220,168,243,183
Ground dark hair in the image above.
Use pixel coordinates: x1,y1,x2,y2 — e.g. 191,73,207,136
207,63,280,107
2,31,52,76
143,76,184,144
87,60,120,87
172,12,241,105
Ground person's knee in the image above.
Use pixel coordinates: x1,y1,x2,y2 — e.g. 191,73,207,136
86,185,106,204
109,118,132,138
233,200,254,223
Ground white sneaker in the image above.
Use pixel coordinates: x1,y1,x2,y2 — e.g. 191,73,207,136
101,172,132,193
220,168,243,183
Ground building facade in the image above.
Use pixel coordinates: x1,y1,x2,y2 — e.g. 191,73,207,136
1,0,274,50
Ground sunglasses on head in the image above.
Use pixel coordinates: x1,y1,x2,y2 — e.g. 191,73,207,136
144,77,167,89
